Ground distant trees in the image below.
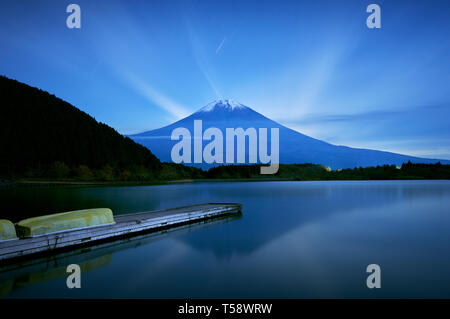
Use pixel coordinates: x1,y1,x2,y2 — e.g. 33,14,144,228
75,165,94,181
205,162,450,181
98,165,114,181
206,164,330,180
326,162,450,180
49,161,70,179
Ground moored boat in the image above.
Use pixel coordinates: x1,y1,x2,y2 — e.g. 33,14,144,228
0,203,242,263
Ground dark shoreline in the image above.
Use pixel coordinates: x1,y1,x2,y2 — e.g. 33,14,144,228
1,177,450,188
2,162,450,187
0,178,294,188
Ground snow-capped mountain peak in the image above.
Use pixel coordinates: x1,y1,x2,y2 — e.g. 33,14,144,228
197,99,248,112
130,99,449,169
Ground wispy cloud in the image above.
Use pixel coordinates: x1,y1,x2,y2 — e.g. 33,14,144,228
185,21,222,99
215,37,227,54
234,34,358,123
122,71,190,120
294,104,450,126
282,103,450,160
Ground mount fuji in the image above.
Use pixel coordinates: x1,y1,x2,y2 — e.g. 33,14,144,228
129,99,448,169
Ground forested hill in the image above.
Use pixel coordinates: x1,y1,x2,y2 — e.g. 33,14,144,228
0,76,161,180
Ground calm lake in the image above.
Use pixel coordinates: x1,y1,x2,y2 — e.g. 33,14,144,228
1,180,450,298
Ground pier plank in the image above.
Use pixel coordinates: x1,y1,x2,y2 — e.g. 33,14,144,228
0,203,241,262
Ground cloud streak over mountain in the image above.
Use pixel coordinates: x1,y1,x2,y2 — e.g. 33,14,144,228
122,71,190,121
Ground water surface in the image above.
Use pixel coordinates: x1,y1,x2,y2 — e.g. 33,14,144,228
1,180,450,298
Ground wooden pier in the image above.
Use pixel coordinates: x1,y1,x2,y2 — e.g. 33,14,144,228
0,203,242,263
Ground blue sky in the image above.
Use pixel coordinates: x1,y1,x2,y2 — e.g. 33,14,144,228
1,0,450,159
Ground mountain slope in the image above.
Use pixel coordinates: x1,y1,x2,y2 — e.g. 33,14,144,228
0,76,161,177
130,99,449,169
